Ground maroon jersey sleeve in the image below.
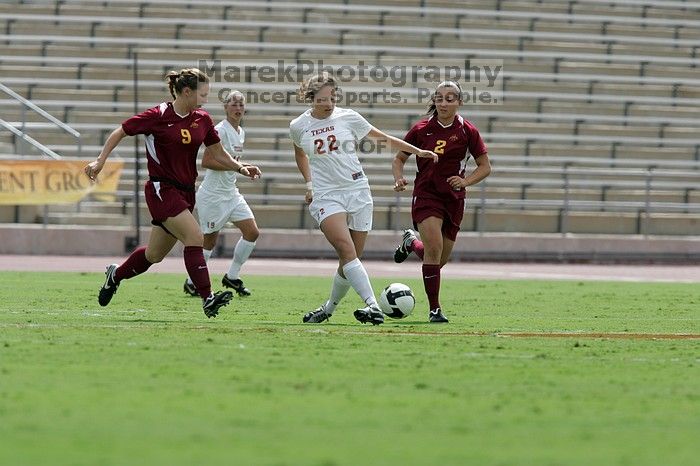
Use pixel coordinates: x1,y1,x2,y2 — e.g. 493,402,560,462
121,106,160,136
465,121,487,157
202,113,221,147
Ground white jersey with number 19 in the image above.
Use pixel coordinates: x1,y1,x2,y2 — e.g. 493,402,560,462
289,107,373,197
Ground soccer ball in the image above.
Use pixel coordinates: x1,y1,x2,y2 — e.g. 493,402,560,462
378,283,415,319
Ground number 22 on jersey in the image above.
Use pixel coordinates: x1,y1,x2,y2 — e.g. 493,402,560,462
314,134,339,154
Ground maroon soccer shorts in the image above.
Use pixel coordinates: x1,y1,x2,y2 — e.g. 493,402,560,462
411,195,465,242
144,180,195,227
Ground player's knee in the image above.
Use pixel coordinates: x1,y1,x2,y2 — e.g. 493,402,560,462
183,231,204,247
424,246,442,263
244,228,259,242
202,233,217,250
334,240,356,262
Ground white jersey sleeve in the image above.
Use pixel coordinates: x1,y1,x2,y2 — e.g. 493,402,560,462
289,121,303,148
344,109,373,141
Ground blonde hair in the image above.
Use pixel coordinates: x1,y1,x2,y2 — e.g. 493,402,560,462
223,90,246,104
298,71,339,102
426,81,463,117
164,68,209,99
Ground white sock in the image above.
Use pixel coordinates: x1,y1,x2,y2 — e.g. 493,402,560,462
323,272,351,315
342,258,378,307
187,248,213,286
226,238,256,280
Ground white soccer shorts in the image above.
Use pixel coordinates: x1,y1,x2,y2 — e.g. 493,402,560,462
195,190,254,234
309,188,374,231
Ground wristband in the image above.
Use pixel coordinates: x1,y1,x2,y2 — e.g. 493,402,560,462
305,181,313,191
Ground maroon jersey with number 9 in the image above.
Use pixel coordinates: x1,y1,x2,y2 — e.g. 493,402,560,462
121,102,221,188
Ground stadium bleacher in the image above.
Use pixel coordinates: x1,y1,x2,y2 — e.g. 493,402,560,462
1,0,699,242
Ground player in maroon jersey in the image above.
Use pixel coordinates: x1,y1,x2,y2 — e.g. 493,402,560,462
84,68,261,318
392,81,491,323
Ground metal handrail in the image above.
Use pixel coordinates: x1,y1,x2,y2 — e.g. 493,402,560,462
0,118,62,160
0,82,81,157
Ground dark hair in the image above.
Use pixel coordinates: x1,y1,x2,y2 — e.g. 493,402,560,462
426,81,463,117
165,68,209,99
298,71,339,102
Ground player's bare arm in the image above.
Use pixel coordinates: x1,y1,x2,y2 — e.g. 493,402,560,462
84,126,128,181
392,151,410,192
366,127,438,163
203,142,261,179
447,152,492,190
293,144,313,204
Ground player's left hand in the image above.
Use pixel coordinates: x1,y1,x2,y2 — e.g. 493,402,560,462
447,175,467,190
416,149,438,163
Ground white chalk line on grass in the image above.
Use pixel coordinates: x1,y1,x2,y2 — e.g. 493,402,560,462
3,321,698,340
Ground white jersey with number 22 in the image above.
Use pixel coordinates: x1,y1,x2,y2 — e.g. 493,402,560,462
289,107,373,197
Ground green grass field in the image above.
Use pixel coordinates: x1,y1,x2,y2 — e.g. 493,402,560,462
0,271,698,466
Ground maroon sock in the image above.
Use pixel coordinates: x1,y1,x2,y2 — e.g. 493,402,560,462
411,239,425,260
422,264,441,310
114,246,152,282
184,246,211,299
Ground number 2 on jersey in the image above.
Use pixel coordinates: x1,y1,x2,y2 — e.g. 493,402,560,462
181,129,191,144
314,134,339,154
434,139,446,154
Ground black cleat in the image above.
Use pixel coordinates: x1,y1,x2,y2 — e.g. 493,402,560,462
202,290,233,318
303,304,331,323
353,305,384,326
222,275,251,297
429,308,449,323
98,263,119,307
393,229,418,263
183,279,198,297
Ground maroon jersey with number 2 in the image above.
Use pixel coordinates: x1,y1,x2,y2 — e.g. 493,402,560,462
403,114,487,240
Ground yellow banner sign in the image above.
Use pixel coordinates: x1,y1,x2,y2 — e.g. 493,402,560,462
0,159,124,205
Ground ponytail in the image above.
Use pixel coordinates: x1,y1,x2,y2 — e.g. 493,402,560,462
165,68,209,99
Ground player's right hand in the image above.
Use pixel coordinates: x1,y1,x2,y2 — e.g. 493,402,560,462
84,159,104,181
416,149,438,163
242,165,262,180
393,177,408,192
304,189,313,204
